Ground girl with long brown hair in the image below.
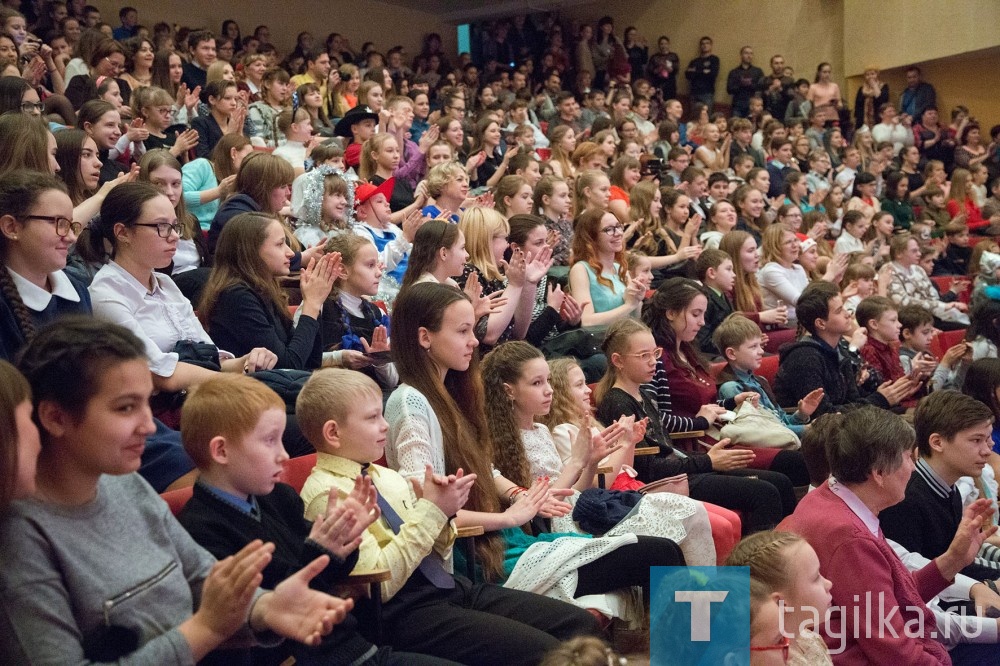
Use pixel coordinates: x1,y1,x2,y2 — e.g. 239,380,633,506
199,212,341,370
385,283,684,615
483,340,717,565
719,230,789,342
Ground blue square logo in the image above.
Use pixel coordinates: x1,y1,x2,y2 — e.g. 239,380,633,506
650,566,750,666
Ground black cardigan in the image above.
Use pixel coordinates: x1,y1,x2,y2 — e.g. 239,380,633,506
0,271,91,362
880,461,998,581
207,284,322,369
177,482,371,666
596,386,714,482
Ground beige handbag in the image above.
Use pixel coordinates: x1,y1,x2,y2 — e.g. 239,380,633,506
719,400,801,450
639,474,690,496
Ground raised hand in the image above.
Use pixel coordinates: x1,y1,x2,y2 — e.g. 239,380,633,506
185,85,201,110
360,325,390,354
523,246,553,284
546,281,566,312
559,292,583,325
253,555,353,646
418,465,476,517
300,251,343,306
417,124,440,153
173,128,200,154
126,117,149,142
624,273,645,307
503,247,527,287
797,388,825,417
939,498,999,578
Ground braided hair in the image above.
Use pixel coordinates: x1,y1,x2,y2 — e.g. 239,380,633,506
0,171,71,345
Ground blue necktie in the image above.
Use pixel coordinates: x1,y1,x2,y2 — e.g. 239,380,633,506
363,465,455,589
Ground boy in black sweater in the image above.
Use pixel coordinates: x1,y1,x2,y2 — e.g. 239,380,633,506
773,281,916,415
880,390,1000,581
177,373,453,665
694,248,737,356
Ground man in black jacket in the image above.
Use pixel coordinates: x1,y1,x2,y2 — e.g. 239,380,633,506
725,46,763,118
773,281,914,415
684,36,719,113
881,390,1000,582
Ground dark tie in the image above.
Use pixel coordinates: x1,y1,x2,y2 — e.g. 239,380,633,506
363,465,455,589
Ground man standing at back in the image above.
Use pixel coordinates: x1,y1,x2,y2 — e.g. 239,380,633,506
900,66,937,121
726,46,763,118
758,54,793,119
685,36,719,113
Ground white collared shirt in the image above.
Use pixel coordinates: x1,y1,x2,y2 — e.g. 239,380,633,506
828,477,880,536
8,268,81,311
88,261,216,377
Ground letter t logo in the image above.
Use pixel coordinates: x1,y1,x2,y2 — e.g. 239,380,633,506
674,590,728,641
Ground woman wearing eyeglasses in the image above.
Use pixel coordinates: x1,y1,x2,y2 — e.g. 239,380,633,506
568,207,647,327
87,182,279,398
0,171,90,362
64,36,129,109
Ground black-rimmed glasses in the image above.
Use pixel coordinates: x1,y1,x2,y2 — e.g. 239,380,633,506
134,222,182,238
19,215,82,238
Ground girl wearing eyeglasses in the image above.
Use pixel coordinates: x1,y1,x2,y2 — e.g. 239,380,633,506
568,207,647,327
86,182,280,406
0,171,89,362
595,315,789,535
728,530,833,665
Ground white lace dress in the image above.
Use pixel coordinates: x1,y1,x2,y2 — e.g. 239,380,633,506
535,424,716,566
385,384,638,621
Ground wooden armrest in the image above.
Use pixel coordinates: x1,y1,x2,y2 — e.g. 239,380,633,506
345,569,392,585
670,430,705,439
635,446,660,456
596,465,614,475
456,525,484,538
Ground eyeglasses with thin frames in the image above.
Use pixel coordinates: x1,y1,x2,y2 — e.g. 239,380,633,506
134,222,182,238
623,348,663,362
600,224,625,236
19,215,82,238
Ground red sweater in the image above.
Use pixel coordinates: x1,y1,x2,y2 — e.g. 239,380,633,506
778,484,951,665
946,197,985,231
860,335,904,382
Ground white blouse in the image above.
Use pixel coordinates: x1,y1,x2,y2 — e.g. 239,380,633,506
89,261,215,377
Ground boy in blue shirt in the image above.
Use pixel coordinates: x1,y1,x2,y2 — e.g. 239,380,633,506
714,313,823,436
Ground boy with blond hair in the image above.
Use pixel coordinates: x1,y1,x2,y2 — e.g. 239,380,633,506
714,313,823,436
177,373,428,665
296,368,600,664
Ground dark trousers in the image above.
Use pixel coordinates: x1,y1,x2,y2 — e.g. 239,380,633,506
576,535,684,597
635,455,792,534
370,575,601,666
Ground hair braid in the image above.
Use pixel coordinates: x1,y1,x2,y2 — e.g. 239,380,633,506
0,267,34,342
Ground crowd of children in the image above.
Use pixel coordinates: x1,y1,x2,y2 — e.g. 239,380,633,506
2,4,1000,665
